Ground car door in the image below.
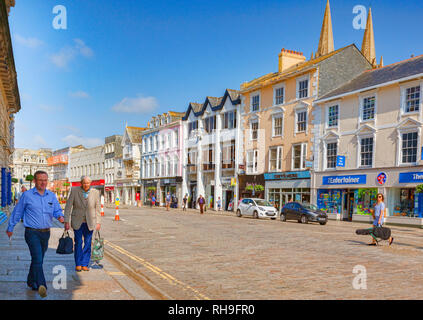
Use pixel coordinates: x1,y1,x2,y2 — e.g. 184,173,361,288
239,199,248,215
284,203,292,219
246,199,255,216
293,203,302,220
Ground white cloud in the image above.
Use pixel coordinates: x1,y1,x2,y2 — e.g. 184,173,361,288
70,91,90,99
14,34,44,48
51,39,94,69
62,135,103,148
111,95,159,114
39,104,63,112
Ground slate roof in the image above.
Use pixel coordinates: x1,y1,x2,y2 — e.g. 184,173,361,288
126,126,146,144
182,89,241,120
319,54,423,101
241,44,360,91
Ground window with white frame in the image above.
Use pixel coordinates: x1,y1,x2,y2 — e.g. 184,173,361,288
327,105,339,128
292,143,307,170
166,156,171,176
274,87,284,105
161,158,165,176
360,137,374,167
149,159,154,177
188,121,198,136
251,94,260,112
204,115,216,134
405,86,421,113
401,131,418,164
247,150,258,174
174,130,178,147
269,146,282,172
326,142,337,169
297,78,309,99
272,114,283,136
296,110,307,133
155,159,159,177
173,156,178,176
251,121,259,140
223,111,237,129
362,96,375,121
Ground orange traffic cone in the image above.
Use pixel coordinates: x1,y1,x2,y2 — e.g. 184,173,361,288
114,206,120,221
101,204,104,217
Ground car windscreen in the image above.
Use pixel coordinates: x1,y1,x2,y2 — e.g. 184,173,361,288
302,203,318,211
255,200,272,206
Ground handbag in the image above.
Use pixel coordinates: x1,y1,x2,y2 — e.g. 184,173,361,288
56,230,74,254
91,230,104,262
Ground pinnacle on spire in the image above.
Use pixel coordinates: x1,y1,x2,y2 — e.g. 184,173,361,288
361,7,376,67
316,0,335,58
379,56,384,68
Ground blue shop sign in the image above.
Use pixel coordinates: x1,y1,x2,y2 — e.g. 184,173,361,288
336,156,345,167
399,172,423,183
264,171,310,181
322,175,366,185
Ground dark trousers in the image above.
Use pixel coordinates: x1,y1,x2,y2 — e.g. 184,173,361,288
24,228,50,290
199,204,204,214
74,223,93,267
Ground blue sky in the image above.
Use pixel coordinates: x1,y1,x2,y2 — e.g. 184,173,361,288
9,0,423,150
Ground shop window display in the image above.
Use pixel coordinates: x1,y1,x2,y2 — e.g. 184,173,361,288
356,188,377,215
392,188,416,217
317,189,342,214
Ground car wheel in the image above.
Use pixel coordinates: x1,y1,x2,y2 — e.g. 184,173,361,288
280,213,287,222
319,221,327,225
301,215,308,224
253,211,259,219
271,218,276,220
236,209,242,217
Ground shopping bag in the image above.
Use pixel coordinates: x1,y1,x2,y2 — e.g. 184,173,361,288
91,230,104,262
56,230,74,254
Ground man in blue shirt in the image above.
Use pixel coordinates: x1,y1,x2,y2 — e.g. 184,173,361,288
6,171,64,298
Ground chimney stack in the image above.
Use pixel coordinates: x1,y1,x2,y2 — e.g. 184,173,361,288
278,48,306,73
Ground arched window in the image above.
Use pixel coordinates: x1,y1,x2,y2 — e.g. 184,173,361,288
166,156,171,177
155,158,159,177
149,159,153,177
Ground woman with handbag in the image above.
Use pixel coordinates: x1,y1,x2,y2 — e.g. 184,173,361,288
64,176,101,272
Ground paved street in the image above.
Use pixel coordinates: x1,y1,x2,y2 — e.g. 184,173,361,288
0,217,153,300
102,206,423,300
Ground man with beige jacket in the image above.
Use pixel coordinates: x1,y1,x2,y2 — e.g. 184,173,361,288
64,176,101,272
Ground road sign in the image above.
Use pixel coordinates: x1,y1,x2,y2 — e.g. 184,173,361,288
336,156,345,167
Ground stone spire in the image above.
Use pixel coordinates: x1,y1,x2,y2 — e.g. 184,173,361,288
316,0,335,58
361,7,377,67
379,56,384,68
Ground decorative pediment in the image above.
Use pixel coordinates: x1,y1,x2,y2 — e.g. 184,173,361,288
271,106,286,115
294,100,311,110
396,117,422,130
321,130,340,141
355,124,376,136
248,113,260,123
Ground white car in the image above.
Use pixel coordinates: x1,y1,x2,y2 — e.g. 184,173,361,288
236,198,278,220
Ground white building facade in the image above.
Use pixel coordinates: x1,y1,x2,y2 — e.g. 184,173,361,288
182,89,243,211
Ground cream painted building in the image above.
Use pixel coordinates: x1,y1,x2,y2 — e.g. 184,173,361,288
312,55,423,227
239,0,373,211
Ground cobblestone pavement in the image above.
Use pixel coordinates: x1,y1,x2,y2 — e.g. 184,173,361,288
102,206,423,300
0,218,152,300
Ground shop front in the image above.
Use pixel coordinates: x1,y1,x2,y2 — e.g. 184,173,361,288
238,174,265,203
313,167,423,226
265,171,311,212
142,179,158,206
159,177,182,207
105,186,115,203
221,177,237,211
71,179,105,196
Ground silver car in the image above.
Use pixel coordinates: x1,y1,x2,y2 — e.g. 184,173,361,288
236,198,278,220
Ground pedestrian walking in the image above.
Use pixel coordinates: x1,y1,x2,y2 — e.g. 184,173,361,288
368,193,394,246
5,171,65,298
166,192,171,211
217,197,222,211
198,195,205,214
64,176,101,272
183,194,188,211
16,185,27,204
151,195,156,207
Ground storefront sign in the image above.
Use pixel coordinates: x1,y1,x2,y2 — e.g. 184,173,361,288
322,175,366,185
399,172,423,183
72,179,105,187
305,161,313,168
264,171,310,181
376,172,387,185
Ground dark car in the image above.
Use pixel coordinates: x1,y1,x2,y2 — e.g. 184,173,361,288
280,202,328,225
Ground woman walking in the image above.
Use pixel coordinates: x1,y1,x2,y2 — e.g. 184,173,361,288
369,193,394,246
198,195,205,214
183,194,188,211
64,176,101,272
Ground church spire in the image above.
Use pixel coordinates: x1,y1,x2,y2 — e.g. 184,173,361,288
316,0,335,58
361,7,377,67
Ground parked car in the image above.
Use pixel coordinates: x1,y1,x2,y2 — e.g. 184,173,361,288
280,202,328,225
236,198,278,219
